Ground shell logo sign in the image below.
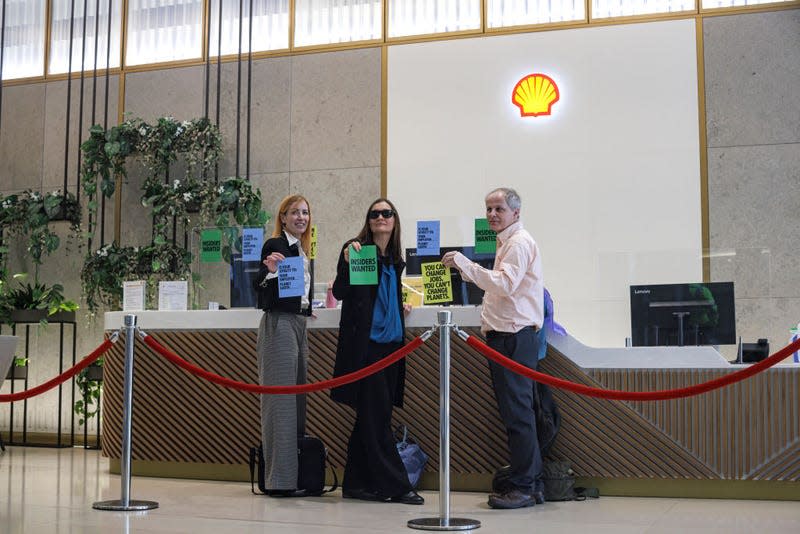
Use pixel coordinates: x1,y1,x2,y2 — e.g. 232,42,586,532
512,73,560,117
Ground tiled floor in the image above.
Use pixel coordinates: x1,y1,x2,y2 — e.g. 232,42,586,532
1,446,799,534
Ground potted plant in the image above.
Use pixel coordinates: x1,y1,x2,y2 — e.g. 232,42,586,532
0,190,82,266
0,273,79,326
5,356,28,381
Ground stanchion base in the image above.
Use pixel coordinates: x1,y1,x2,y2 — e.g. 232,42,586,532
92,499,159,511
408,518,480,531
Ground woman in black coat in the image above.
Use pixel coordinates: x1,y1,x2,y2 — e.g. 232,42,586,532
254,194,314,497
331,198,423,505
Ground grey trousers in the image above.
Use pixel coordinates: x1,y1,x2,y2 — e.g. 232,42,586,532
258,310,308,490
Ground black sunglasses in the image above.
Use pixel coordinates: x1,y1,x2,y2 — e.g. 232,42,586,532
368,209,395,220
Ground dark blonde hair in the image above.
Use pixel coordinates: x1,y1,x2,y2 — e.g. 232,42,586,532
273,194,312,255
354,198,403,262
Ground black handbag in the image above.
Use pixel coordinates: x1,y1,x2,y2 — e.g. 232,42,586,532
249,436,338,496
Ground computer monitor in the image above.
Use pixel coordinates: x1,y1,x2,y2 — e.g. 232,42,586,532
405,246,495,305
630,282,736,347
230,253,261,308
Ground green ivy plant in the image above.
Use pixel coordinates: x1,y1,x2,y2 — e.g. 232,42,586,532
81,117,222,203
0,190,82,267
78,117,269,314
81,243,193,313
74,358,103,426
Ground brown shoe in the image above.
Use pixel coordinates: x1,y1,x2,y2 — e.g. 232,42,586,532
488,489,535,509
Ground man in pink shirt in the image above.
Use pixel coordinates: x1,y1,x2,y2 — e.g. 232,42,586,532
442,187,544,509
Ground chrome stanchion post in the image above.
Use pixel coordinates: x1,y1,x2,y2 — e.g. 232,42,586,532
408,311,480,531
93,314,158,512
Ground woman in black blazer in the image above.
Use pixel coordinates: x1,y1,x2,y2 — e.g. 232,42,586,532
331,198,422,505
254,194,314,497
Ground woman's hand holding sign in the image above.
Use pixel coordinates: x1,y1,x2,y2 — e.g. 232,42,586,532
344,241,362,263
263,252,286,273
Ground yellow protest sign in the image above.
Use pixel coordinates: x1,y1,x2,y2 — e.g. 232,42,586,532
402,277,424,307
421,261,453,305
309,225,318,259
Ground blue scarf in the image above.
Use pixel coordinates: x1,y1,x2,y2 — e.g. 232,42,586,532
370,263,403,343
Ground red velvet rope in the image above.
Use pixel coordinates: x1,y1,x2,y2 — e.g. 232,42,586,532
467,335,800,401
142,334,424,394
0,338,115,403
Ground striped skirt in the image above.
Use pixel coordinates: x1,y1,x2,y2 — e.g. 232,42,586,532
258,310,308,490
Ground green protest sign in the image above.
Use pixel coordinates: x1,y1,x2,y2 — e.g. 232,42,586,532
200,229,223,262
474,218,497,254
349,244,378,285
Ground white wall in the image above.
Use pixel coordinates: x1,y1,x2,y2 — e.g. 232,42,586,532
388,19,702,348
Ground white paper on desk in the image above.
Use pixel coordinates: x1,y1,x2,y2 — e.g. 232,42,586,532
123,281,146,311
158,281,188,311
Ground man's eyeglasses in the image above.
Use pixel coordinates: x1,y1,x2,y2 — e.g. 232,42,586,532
368,209,395,220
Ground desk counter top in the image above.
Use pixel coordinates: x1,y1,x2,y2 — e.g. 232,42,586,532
105,307,741,369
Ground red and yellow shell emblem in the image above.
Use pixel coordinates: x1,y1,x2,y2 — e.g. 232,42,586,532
512,73,560,117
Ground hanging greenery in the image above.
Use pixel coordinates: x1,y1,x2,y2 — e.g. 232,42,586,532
80,242,194,313
0,189,82,268
80,116,223,240
79,116,271,313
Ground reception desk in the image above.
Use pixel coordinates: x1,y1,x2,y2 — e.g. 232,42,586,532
102,308,799,499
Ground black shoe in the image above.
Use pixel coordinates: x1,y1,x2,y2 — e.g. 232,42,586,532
533,490,546,505
389,490,424,505
488,489,535,509
342,488,387,502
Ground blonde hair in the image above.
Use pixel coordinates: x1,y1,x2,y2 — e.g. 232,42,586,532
272,194,312,255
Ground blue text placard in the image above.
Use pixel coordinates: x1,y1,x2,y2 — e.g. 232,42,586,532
278,256,305,298
417,220,440,256
242,228,263,262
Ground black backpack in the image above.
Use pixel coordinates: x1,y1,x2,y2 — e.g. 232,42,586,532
541,460,599,501
249,436,338,496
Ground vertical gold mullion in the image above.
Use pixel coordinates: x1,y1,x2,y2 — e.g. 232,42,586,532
382,0,388,41
482,0,487,33
114,0,130,246
586,0,592,23
695,16,710,282
44,0,53,78
120,0,128,70
289,0,295,50
380,44,387,197
201,0,209,62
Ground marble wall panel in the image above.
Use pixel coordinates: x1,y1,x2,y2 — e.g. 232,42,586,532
290,167,382,284
707,143,800,296
42,75,120,191
250,172,291,224
124,65,205,121
709,247,771,299
290,48,381,172
0,84,46,192
209,58,292,178
704,9,800,148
